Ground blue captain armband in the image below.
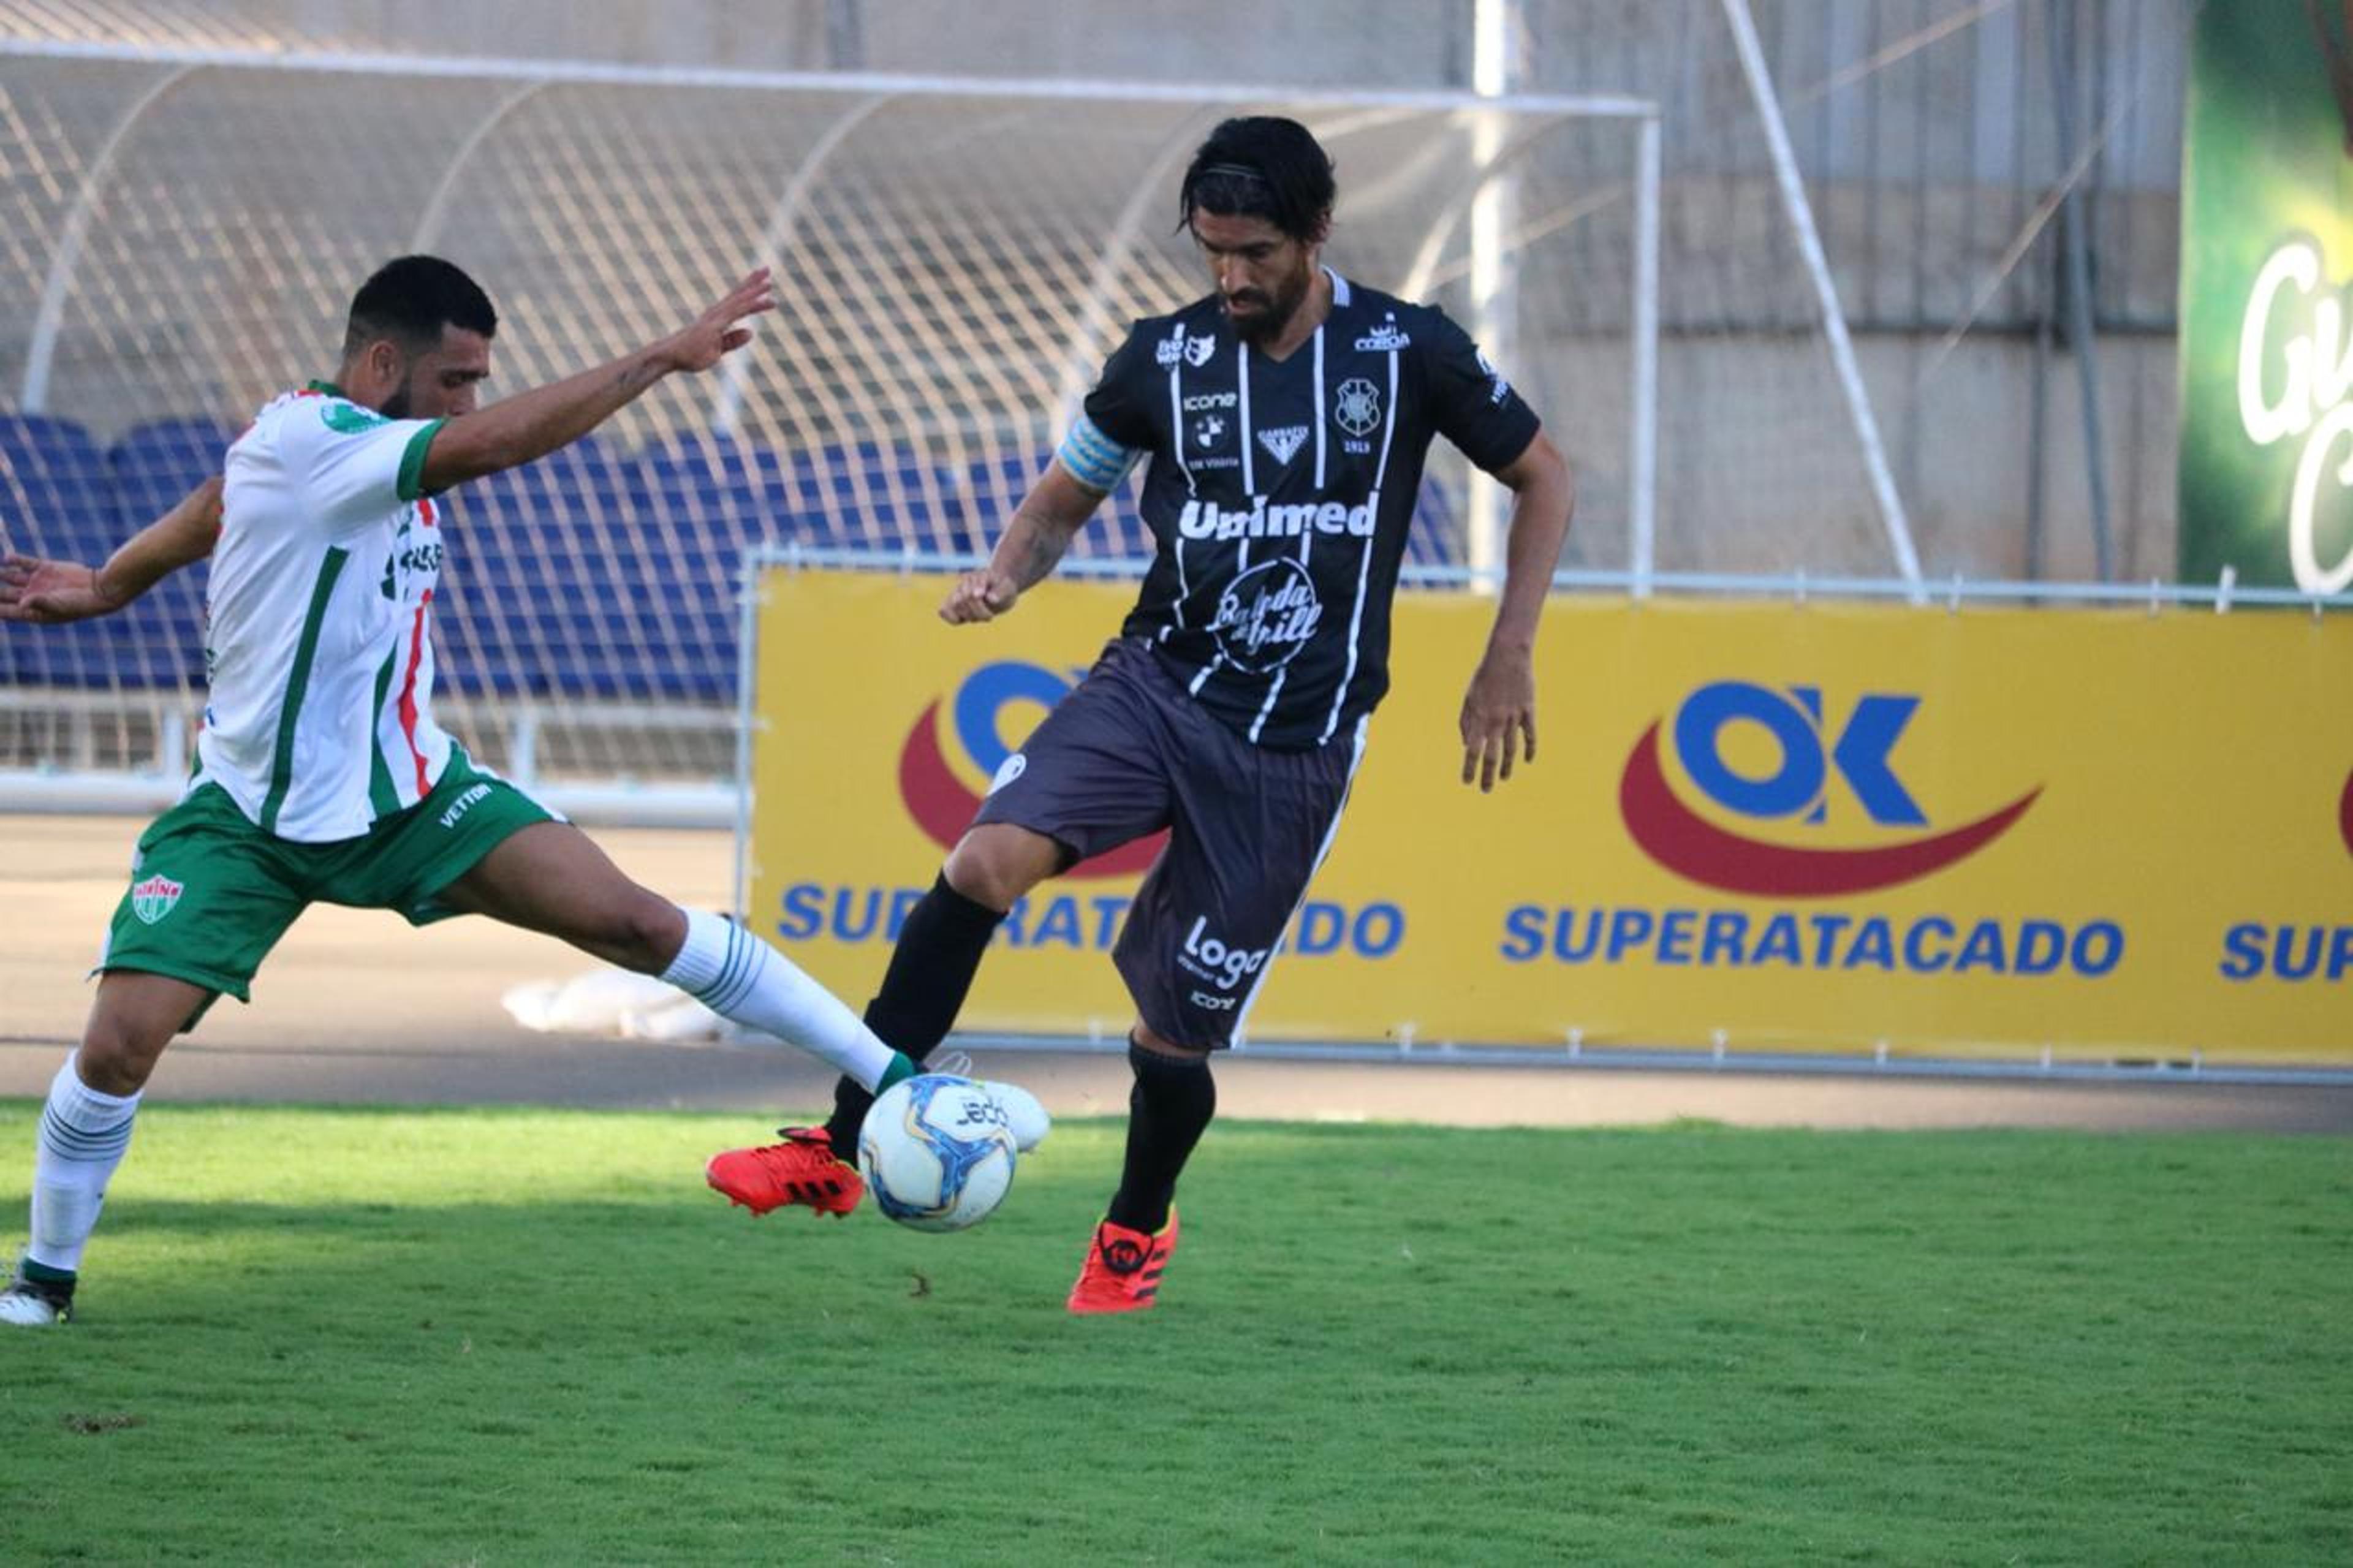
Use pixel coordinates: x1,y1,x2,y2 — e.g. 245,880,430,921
1055,415,1142,494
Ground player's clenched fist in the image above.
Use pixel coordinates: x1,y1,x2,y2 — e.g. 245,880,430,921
939,569,1018,624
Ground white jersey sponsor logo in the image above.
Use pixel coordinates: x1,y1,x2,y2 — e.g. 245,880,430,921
1178,495,1374,540
1355,316,1412,352
1210,558,1322,673
1256,425,1309,465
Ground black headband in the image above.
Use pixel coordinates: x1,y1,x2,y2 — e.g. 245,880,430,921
1197,162,1268,184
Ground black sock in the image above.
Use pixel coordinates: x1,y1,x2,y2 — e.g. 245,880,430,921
18,1257,74,1289
822,871,1006,1158
1106,1039,1216,1234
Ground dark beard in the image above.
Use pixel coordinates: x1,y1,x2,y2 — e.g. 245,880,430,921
379,384,412,420
1228,271,1310,346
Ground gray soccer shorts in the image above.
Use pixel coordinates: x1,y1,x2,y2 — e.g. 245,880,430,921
971,637,1361,1048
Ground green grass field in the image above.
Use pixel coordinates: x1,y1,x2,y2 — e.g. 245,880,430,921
1,1104,2346,1565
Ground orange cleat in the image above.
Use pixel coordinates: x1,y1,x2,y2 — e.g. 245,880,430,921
705,1127,865,1218
1066,1210,1180,1314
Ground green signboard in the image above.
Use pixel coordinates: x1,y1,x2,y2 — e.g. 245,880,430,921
2178,2,2353,593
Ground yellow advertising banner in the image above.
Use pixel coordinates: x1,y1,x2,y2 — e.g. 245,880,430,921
751,569,2353,1065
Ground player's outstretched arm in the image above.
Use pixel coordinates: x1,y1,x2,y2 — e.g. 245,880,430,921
1459,431,1575,792
939,460,1104,624
418,268,777,493
0,475,223,625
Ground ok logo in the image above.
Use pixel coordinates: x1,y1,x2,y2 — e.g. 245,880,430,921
1672,682,1926,827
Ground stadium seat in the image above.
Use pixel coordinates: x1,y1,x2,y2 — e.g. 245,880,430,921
433,437,720,701
1407,475,1463,568
1087,469,1155,559
939,447,1045,558
0,414,210,691
1,415,118,687
108,418,235,687
110,417,237,524
940,445,1153,559
638,431,793,543
774,441,956,551
632,433,791,697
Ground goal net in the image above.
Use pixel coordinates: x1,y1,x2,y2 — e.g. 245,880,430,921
0,33,1898,811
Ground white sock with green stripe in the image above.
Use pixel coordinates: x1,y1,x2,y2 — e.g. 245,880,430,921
28,1052,141,1276
659,908,907,1092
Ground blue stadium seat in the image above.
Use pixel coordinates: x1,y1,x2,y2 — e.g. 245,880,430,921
107,418,233,687
639,431,792,542
0,414,169,690
1085,466,1154,559
939,448,1043,558
632,433,797,699
0,411,216,691
111,417,237,525
941,446,1153,559
1407,475,1463,567
774,441,955,550
434,437,683,700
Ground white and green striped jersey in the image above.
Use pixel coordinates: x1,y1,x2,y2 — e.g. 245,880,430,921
192,382,453,842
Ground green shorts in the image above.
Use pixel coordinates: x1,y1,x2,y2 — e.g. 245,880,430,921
97,746,558,1028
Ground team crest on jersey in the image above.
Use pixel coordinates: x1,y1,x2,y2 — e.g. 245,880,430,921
131,874,184,926
1257,425,1309,464
1185,334,1218,368
1332,377,1382,437
1192,413,1228,450
1354,316,1412,352
1211,558,1323,673
320,402,389,434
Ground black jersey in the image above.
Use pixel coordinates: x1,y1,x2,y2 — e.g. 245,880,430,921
1077,272,1540,749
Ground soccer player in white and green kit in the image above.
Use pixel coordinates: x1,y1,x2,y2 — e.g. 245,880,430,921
0,256,1042,1327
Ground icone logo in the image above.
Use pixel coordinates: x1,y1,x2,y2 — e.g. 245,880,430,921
1619,681,2040,897
896,661,1164,879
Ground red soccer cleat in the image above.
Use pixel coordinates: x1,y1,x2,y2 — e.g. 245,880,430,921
1066,1210,1180,1314
705,1127,865,1218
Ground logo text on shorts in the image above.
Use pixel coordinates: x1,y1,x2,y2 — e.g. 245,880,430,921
131,874,184,926
1179,915,1271,991
438,782,494,829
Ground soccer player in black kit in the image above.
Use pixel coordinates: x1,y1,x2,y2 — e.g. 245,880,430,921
708,116,1575,1312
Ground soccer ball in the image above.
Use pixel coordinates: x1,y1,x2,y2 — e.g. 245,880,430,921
857,1074,1018,1232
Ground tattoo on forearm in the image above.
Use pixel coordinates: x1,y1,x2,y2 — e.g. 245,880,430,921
1011,520,1069,588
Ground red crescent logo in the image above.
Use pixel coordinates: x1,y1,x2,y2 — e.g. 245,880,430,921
1620,721,2039,897
897,700,1165,879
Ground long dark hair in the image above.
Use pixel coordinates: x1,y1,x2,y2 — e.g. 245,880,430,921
1176,116,1336,243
